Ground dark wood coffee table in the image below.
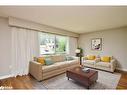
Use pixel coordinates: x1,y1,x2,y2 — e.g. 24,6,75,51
66,67,98,89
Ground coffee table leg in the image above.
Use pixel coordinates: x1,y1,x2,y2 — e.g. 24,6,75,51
87,86,90,89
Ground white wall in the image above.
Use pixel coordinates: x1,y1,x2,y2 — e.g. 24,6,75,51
0,17,12,77
79,27,127,71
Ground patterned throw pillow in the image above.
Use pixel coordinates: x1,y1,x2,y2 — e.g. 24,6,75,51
45,58,54,65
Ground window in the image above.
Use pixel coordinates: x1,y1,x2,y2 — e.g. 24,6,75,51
55,35,68,53
39,33,55,54
39,32,69,55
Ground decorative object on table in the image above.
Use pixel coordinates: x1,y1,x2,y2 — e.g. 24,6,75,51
75,47,83,65
91,38,102,50
82,67,90,73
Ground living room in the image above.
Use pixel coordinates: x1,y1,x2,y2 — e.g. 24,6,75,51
0,5,127,93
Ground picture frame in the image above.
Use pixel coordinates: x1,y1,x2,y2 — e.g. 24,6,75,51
91,38,102,50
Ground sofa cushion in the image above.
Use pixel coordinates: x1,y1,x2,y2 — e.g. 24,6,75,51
51,55,66,62
95,62,111,68
42,64,59,73
84,60,95,64
54,61,70,68
42,61,70,73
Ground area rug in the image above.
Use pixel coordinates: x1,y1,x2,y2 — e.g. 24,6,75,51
42,70,121,89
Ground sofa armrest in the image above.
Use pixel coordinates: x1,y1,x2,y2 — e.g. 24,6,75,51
29,61,42,81
110,59,117,72
84,56,88,60
71,56,79,61
71,56,78,59
82,56,88,62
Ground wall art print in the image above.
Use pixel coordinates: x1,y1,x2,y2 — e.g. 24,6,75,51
91,38,102,50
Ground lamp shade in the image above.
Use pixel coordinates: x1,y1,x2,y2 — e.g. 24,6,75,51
75,49,81,53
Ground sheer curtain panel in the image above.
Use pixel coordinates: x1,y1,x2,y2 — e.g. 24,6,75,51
11,27,39,76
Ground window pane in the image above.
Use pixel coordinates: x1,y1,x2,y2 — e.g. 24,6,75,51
39,32,55,54
55,35,68,53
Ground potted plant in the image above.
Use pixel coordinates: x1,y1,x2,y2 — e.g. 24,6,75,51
75,47,83,65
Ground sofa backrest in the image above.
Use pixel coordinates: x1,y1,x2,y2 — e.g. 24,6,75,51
34,55,66,63
50,55,66,63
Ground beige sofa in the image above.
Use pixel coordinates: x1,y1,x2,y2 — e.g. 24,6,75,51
82,57,117,72
29,55,79,81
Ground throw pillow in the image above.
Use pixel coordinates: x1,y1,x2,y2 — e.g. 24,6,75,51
45,58,54,65
37,57,45,65
101,56,111,62
87,55,96,60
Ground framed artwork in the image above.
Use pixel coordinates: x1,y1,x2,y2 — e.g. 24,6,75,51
91,38,102,50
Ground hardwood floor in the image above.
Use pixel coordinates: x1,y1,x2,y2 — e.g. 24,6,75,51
116,70,127,89
0,71,127,89
0,75,32,89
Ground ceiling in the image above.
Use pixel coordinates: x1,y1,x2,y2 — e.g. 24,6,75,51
0,6,127,34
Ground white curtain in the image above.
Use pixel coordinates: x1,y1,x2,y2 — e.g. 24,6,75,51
69,37,78,56
11,27,39,76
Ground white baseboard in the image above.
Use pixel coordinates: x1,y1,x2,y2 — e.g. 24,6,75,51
116,68,127,72
0,74,14,80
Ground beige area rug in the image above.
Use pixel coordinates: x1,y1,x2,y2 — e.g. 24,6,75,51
42,70,121,89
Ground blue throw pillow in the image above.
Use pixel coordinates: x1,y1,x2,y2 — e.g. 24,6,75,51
45,58,54,65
